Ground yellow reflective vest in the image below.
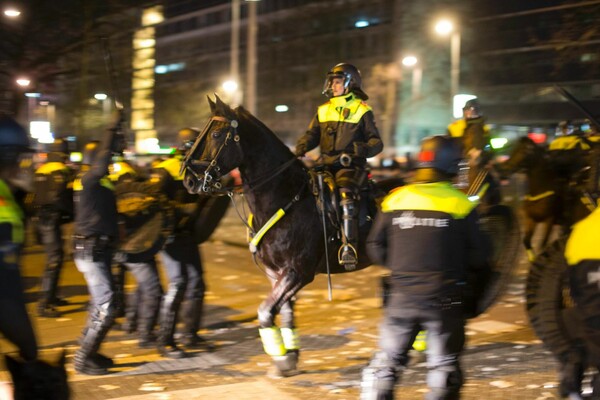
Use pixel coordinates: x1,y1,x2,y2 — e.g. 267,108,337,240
565,206,600,265
0,179,24,244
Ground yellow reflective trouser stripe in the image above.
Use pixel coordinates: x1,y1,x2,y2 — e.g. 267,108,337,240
259,327,286,356
280,327,300,351
412,330,427,352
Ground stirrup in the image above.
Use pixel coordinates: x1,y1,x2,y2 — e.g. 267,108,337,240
338,244,358,271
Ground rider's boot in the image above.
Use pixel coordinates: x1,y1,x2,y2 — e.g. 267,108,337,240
339,196,358,271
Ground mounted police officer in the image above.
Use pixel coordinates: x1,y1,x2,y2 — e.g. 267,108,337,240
150,127,212,358
564,207,600,399
294,63,383,270
72,116,126,375
360,135,490,400
0,116,39,362
33,138,74,318
447,98,500,206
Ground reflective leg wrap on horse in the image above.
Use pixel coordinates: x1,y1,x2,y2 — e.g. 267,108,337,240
339,194,358,270
360,352,398,400
74,302,115,375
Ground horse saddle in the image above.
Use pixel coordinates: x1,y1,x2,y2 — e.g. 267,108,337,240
308,168,377,240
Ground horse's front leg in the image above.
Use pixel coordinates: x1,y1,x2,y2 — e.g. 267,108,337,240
257,268,304,377
522,215,537,262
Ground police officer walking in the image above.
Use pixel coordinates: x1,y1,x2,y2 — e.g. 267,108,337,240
33,138,74,317
294,63,383,270
0,116,39,362
151,128,211,358
360,135,490,400
72,117,125,375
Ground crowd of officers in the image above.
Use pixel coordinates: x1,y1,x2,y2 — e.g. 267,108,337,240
0,60,599,399
0,114,212,377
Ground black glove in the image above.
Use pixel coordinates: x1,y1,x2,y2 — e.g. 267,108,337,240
353,142,369,157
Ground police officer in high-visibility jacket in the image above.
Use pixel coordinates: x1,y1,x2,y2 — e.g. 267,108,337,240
360,135,490,400
33,138,74,317
0,116,39,362
150,128,212,359
294,63,383,270
564,207,600,399
72,116,125,375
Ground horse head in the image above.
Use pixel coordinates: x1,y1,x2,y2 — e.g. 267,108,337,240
497,136,542,176
6,351,70,400
182,94,244,194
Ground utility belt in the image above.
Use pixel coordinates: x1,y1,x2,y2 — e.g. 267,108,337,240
72,234,115,262
432,295,463,310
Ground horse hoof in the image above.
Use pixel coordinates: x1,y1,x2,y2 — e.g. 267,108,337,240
267,354,300,379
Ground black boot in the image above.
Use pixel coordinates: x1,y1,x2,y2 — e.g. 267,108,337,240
181,298,214,350
74,303,115,375
122,288,141,334
157,297,185,359
138,293,160,349
113,264,127,318
339,197,358,270
38,265,61,318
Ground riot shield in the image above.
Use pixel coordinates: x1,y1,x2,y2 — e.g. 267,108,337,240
467,203,521,318
115,182,174,263
526,236,584,357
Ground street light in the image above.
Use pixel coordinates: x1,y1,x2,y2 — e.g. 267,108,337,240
434,18,461,105
3,7,21,18
16,77,30,87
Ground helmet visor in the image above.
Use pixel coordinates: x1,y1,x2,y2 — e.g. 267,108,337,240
322,72,350,98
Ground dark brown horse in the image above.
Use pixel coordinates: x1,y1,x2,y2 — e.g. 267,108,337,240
496,136,590,261
181,95,378,375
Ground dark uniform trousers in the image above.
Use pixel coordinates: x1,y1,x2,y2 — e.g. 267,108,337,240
38,208,65,305
376,301,465,400
158,233,206,345
569,261,600,367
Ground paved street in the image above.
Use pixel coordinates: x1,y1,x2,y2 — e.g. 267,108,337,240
0,205,582,400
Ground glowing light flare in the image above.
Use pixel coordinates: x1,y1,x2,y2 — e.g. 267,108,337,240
402,56,418,67
435,19,454,36
3,8,21,17
222,80,238,94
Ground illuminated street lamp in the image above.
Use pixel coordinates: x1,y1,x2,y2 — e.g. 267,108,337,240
3,7,21,18
222,80,238,94
434,18,461,103
16,77,30,87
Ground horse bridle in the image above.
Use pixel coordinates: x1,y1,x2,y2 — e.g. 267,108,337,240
182,115,242,194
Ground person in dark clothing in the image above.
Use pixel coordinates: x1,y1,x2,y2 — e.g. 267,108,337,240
294,63,383,269
360,135,490,400
72,117,125,375
0,116,39,363
563,208,600,400
108,160,163,348
34,138,74,318
150,128,212,359
447,98,499,207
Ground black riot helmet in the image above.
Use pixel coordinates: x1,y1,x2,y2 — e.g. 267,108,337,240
413,135,463,183
322,63,369,100
177,127,199,154
0,116,35,165
48,138,69,155
463,98,482,120
82,140,100,165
